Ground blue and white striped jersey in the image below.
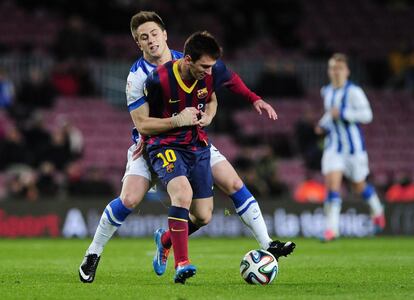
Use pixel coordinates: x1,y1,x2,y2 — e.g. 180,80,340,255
318,81,372,155
126,50,183,112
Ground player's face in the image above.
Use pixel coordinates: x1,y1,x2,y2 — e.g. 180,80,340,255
328,59,350,87
135,21,168,60
188,55,217,80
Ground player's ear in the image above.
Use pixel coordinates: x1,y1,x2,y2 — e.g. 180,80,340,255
163,30,167,42
184,55,192,64
134,37,142,50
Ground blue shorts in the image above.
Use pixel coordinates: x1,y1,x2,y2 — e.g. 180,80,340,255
148,146,213,199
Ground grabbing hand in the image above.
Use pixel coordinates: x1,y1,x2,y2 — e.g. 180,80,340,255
253,99,278,120
330,107,340,120
171,107,199,127
132,140,144,160
198,110,213,127
314,126,326,135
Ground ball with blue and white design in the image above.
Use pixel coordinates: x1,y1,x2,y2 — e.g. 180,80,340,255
240,249,278,285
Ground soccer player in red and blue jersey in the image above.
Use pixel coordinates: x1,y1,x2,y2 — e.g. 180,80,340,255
134,31,224,283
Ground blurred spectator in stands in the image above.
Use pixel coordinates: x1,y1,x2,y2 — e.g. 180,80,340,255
294,106,322,171
51,15,101,97
20,112,51,167
50,62,80,96
256,145,288,197
17,67,56,109
234,156,268,198
66,164,114,197
10,67,56,121
385,173,414,202
36,161,60,197
51,62,97,96
387,42,414,92
52,15,105,61
255,62,304,97
0,125,31,170
44,127,73,171
57,116,84,160
0,68,15,110
5,166,38,201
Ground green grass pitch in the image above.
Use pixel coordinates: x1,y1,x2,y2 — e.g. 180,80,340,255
0,237,413,300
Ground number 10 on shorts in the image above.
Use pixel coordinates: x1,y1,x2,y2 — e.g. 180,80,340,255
157,149,177,167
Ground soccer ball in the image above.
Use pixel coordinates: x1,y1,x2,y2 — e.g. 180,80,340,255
240,249,278,285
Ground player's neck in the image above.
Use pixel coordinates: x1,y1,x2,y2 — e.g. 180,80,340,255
177,59,195,81
144,48,172,66
332,80,347,89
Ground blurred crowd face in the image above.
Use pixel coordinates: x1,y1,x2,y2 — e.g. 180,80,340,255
328,58,350,88
136,21,168,61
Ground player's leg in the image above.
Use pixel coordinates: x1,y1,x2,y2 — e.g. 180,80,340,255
349,154,385,232
149,147,197,283
323,170,343,241
353,181,385,231
166,176,197,284
79,175,150,283
210,146,295,258
153,197,212,278
321,151,345,241
79,146,151,283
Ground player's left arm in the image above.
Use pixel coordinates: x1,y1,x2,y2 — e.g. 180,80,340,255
338,87,373,124
213,60,277,120
199,92,218,127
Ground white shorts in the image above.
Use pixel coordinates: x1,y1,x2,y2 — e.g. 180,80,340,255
122,144,151,181
321,150,369,182
122,143,227,181
210,144,227,167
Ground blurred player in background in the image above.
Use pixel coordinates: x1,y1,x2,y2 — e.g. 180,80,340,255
79,11,295,283
315,53,385,242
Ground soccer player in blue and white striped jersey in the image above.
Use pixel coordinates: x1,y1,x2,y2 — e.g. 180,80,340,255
316,53,385,241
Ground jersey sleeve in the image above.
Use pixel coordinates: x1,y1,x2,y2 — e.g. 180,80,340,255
340,86,373,124
212,60,261,103
126,70,147,112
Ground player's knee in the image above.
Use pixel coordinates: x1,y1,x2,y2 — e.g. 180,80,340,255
120,192,142,209
232,177,244,193
171,192,192,208
223,176,244,195
194,213,212,227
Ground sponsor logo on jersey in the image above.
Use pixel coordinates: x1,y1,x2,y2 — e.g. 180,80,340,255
168,99,181,104
197,87,208,99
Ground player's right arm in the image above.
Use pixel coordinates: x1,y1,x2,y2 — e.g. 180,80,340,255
315,86,332,135
131,104,199,135
130,73,199,135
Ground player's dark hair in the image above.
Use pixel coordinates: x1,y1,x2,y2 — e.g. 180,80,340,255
130,11,166,41
184,31,222,62
330,53,348,65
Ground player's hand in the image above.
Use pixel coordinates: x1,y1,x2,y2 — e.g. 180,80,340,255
198,110,213,127
132,140,144,160
171,107,199,127
314,126,325,135
330,107,340,120
253,99,278,120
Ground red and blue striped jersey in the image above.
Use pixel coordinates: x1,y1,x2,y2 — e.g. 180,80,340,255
143,60,231,150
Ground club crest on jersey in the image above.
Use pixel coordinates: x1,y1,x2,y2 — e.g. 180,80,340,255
166,163,175,173
196,87,208,99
